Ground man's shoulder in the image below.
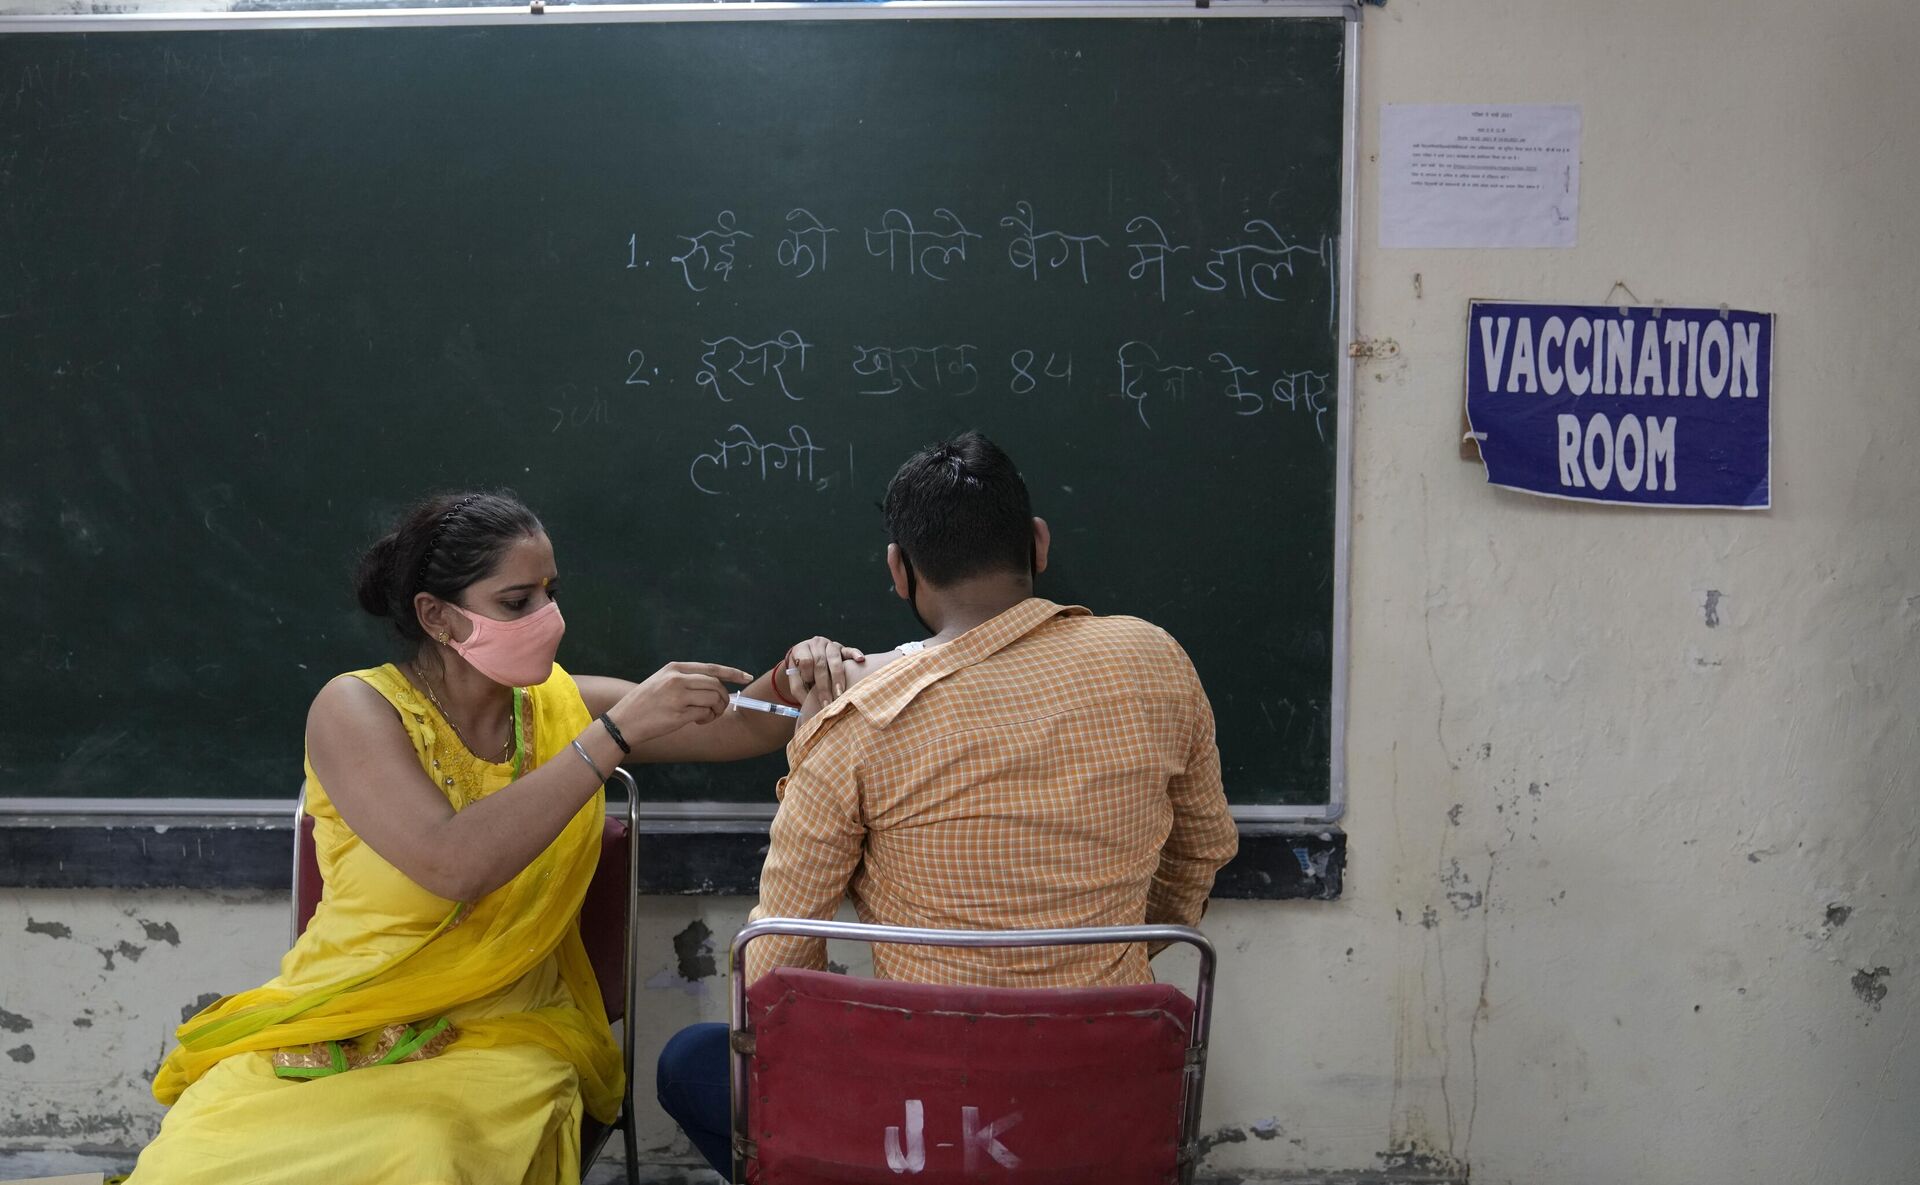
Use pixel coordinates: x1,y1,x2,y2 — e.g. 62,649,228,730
1031,613,1207,707
1043,611,1184,658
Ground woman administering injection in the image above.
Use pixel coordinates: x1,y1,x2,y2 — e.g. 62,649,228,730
128,489,858,1185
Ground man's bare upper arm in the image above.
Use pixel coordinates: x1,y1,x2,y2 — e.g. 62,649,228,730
842,649,906,690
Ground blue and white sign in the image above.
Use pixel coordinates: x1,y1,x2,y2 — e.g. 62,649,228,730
1465,301,1773,508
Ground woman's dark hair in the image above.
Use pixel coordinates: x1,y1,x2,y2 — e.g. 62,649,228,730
353,490,544,643
883,432,1033,586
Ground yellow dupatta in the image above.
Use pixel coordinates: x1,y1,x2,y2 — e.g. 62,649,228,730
151,664,624,1123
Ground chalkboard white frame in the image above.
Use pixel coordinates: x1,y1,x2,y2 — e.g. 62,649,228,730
0,0,1358,826
0,1,1360,36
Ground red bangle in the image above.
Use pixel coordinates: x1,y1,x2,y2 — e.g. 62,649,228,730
769,647,802,707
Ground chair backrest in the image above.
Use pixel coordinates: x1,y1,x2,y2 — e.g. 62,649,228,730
291,797,321,942
290,771,638,1027
730,920,1216,1185
577,809,633,1023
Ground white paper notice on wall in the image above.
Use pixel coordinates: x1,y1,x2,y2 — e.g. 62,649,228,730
1380,104,1582,249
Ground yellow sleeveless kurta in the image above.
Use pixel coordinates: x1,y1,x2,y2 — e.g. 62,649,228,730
127,663,623,1185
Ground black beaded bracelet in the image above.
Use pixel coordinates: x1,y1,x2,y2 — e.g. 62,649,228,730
599,715,632,755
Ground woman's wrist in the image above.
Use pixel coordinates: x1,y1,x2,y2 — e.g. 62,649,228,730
598,714,632,756
602,699,662,747
769,646,802,707
569,738,609,785
570,722,626,785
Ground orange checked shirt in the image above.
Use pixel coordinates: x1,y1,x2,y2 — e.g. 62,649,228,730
745,598,1238,987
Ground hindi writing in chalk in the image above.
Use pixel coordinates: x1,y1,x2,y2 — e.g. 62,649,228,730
1000,200,1108,285
636,199,1336,295
1009,349,1073,396
1201,352,1329,436
863,208,983,281
1209,352,1263,417
671,211,754,291
851,344,981,397
624,348,654,388
1112,342,1196,429
1192,222,1330,302
688,423,826,495
777,208,838,279
609,192,1342,456
694,332,813,402
547,386,614,433
1266,368,1333,441
1123,215,1188,302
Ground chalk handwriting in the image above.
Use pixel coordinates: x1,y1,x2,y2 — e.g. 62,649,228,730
1000,200,1108,284
1113,341,1196,429
1010,348,1073,396
1268,369,1333,441
688,423,824,495
625,348,653,387
1192,221,1329,301
670,211,753,292
864,208,982,281
694,331,813,403
776,208,838,279
1124,215,1189,302
851,343,980,396
1209,352,1263,415
547,387,613,434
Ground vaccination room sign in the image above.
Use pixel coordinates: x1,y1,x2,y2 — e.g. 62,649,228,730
1464,301,1774,508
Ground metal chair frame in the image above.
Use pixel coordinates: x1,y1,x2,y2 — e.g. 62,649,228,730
291,767,641,1185
728,918,1218,1185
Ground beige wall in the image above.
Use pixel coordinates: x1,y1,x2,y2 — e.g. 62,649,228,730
4,1,1918,1181
1327,0,1919,1178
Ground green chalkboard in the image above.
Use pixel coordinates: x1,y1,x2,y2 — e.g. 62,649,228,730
0,10,1349,811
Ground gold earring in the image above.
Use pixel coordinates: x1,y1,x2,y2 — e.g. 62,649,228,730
437,631,450,644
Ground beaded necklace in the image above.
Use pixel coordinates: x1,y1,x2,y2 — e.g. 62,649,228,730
403,664,531,807
414,661,513,763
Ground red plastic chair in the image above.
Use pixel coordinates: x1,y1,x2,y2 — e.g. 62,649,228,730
728,919,1218,1185
292,768,641,1185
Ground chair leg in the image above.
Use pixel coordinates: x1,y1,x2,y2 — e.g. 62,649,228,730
621,1100,641,1185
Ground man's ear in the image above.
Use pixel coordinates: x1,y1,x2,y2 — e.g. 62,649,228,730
1031,517,1051,576
886,543,912,601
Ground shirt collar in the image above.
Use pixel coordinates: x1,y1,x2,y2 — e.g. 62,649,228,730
795,597,1090,741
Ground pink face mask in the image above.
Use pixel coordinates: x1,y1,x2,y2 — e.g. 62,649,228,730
446,600,565,688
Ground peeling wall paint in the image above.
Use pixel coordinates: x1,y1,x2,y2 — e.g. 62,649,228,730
1,1,1917,1182
139,922,181,947
1,890,281,1158
178,993,222,1024
671,921,717,982
1850,968,1891,1011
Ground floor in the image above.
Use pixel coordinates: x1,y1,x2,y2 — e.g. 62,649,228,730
0,1147,1450,1185
0,1150,722,1185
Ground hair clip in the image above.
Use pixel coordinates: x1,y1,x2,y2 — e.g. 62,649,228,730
417,494,481,585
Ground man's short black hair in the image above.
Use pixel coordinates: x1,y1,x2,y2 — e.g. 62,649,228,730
884,432,1033,586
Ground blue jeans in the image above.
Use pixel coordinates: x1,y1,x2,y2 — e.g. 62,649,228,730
656,1022,734,1180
